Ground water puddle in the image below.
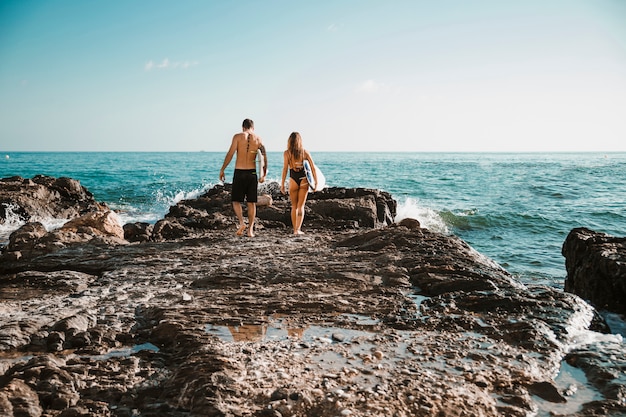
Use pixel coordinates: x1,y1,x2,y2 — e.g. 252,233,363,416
0,351,34,365
407,293,429,312
0,343,160,369
340,313,380,327
534,361,604,416
205,319,374,344
87,342,160,360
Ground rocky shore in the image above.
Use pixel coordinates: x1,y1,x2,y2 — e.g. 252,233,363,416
1,176,625,417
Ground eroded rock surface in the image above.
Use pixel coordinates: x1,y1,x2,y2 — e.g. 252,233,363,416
0,178,624,416
0,175,107,225
563,227,626,315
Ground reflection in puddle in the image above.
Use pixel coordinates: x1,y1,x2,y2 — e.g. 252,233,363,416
340,314,380,327
206,316,375,344
534,361,604,417
0,352,34,367
0,343,160,369
87,343,160,360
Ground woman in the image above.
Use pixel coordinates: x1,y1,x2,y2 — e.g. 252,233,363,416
280,132,318,235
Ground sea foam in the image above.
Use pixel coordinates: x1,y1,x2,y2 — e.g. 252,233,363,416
0,203,70,244
115,183,215,226
395,198,449,234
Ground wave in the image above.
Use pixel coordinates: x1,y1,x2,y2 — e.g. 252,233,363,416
394,198,449,234
114,182,216,225
0,203,24,243
0,202,70,244
1,182,216,243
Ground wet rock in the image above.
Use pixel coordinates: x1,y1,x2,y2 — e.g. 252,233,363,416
270,388,289,401
331,332,345,342
6,222,47,252
0,379,43,417
122,222,152,243
3,211,126,259
1,179,625,417
0,175,106,225
59,210,124,240
396,217,421,230
563,227,626,314
47,331,66,352
527,381,566,403
566,341,626,406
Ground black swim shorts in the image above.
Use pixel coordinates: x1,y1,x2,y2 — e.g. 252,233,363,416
232,169,258,203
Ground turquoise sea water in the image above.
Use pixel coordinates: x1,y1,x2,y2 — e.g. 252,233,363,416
1,152,625,289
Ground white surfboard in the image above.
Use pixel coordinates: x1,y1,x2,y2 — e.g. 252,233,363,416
256,149,266,179
303,160,326,191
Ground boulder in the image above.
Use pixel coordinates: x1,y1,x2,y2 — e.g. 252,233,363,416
6,222,48,252
0,379,43,417
0,175,107,225
562,227,626,314
122,222,153,243
59,210,124,240
2,211,126,259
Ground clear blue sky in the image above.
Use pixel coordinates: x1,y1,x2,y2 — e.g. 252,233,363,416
1,0,625,152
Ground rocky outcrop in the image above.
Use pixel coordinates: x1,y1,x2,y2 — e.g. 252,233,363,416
2,210,126,261
136,183,396,242
563,227,626,314
0,175,107,225
0,225,623,416
0,177,625,416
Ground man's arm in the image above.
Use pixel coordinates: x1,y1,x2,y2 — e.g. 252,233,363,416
259,144,268,178
219,136,238,182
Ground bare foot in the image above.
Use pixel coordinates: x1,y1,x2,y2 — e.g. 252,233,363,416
248,228,255,237
236,225,246,236
293,230,305,236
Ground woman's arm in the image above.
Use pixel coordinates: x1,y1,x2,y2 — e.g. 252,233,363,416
280,151,289,194
305,151,318,191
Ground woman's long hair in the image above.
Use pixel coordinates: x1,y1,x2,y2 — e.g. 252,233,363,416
288,132,304,164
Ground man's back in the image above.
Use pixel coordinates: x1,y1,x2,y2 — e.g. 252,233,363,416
234,132,262,170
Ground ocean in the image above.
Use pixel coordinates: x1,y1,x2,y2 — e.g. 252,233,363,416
1,151,625,290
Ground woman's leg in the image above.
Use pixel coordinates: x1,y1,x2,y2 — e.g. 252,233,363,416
289,179,309,234
294,182,309,234
289,179,300,233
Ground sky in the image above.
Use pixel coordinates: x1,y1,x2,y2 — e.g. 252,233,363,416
1,0,625,152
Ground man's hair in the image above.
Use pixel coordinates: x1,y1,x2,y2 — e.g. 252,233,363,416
242,119,254,129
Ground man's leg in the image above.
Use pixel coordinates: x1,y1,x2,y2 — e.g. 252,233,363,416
247,202,256,237
232,201,246,236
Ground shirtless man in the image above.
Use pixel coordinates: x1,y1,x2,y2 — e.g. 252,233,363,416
219,119,267,237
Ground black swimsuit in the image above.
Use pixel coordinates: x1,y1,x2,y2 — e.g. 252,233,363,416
289,167,306,186
289,155,306,186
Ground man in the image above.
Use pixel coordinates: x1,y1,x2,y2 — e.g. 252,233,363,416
219,118,267,237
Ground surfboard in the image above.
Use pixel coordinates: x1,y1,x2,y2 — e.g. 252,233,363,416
256,149,266,179
303,160,326,191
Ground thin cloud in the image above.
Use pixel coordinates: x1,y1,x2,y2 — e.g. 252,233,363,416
356,79,387,93
144,58,199,71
